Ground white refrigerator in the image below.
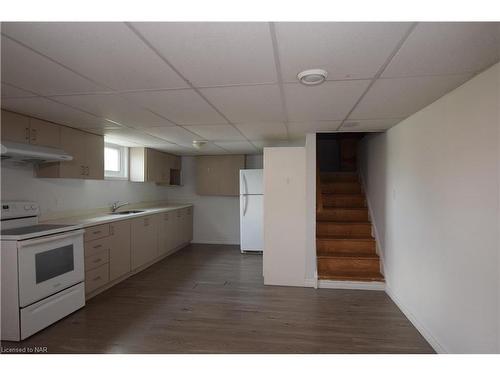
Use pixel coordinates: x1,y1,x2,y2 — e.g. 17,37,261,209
239,169,263,253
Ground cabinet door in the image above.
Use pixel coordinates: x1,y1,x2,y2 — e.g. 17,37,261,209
131,215,159,269
85,132,104,180
158,211,174,256
109,220,131,281
196,155,245,196
29,118,61,148
1,110,30,143
185,207,193,243
59,126,87,179
169,209,181,249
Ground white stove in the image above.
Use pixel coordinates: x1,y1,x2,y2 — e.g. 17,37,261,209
1,200,86,341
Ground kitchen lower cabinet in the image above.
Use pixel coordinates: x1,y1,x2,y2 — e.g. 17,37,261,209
109,220,131,281
82,207,192,299
131,215,159,270
158,211,175,256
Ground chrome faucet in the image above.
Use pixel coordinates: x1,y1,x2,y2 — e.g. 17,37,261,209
110,201,130,213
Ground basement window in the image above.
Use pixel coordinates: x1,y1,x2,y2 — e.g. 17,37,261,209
104,143,128,180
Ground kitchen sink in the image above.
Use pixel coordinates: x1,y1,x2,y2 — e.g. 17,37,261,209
111,210,145,215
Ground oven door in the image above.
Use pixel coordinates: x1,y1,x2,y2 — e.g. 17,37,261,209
17,229,85,307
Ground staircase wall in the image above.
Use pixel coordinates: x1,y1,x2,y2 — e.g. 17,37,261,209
358,63,500,353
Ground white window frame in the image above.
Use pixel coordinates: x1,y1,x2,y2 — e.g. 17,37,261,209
104,142,129,180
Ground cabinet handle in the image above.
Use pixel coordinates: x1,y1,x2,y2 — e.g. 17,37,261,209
85,166,90,176
93,244,102,249
81,166,86,176
31,128,37,142
110,226,114,235
93,276,101,281
92,230,102,235
93,258,102,263
25,127,30,141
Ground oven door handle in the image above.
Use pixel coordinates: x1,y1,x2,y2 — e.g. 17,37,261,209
18,229,85,248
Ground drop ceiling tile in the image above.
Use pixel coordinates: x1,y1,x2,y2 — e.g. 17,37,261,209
287,121,342,138
383,22,500,78
130,22,277,86
215,141,258,154
284,80,370,121
51,94,174,128
1,36,105,95
350,74,473,119
2,22,188,91
184,124,245,141
1,97,111,129
275,22,412,81
200,85,285,123
103,128,173,147
121,89,227,125
1,82,37,98
142,126,204,146
341,118,403,132
153,144,198,155
252,139,305,149
234,122,288,140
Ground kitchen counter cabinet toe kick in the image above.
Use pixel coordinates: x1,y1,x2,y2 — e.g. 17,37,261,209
83,207,193,298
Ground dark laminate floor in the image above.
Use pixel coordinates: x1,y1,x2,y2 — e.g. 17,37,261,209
1,244,434,354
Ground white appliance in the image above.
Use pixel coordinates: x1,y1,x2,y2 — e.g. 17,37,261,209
1,141,73,163
1,201,85,341
239,169,264,253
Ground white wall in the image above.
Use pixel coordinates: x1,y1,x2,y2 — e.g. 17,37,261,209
166,154,263,245
359,63,500,353
0,162,170,217
263,147,307,287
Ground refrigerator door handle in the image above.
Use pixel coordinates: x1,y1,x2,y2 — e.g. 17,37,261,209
242,195,248,216
243,173,248,195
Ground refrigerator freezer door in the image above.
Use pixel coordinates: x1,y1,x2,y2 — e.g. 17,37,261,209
240,194,263,252
239,169,263,195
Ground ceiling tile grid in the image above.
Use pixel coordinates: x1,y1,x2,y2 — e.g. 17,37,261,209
1,22,499,155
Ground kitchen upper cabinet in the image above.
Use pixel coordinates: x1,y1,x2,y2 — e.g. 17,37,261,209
1,110,61,148
131,214,159,270
130,147,181,185
29,118,61,148
36,127,104,180
109,220,131,281
1,110,30,144
196,155,245,196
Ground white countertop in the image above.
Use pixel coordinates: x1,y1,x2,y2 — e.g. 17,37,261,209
41,203,193,228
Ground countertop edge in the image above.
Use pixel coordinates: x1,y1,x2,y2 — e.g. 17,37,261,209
41,204,193,228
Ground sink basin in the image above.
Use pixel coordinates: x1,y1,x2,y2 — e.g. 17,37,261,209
111,210,144,215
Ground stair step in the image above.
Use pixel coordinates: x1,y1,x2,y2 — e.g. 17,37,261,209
322,194,366,208
320,172,358,183
318,270,385,282
321,182,362,194
317,222,372,238
318,255,380,275
317,237,376,255
317,208,369,222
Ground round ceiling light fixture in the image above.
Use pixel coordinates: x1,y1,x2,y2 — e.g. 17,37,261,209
297,69,328,86
192,140,208,150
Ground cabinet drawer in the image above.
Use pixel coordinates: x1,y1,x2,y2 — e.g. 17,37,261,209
84,237,110,257
85,249,109,271
84,224,110,242
85,264,109,294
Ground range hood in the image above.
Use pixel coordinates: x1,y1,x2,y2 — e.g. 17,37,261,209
0,141,73,163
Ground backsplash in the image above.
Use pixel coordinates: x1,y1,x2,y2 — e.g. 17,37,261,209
0,161,171,216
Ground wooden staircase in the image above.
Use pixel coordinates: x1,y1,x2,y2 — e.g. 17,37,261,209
316,172,384,282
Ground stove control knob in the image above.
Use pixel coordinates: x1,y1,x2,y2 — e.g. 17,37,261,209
30,205,37,210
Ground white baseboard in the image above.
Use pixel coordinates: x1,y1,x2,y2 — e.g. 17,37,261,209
304,278,316,288
191,240,240,245
385,285,447,354
318,279,385,291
